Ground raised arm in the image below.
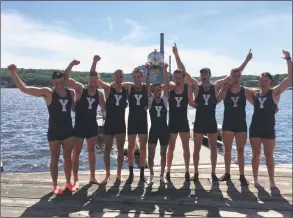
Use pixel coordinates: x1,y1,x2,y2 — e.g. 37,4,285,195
145,64,151,97
188,85,196,108
244,87,255,105
64,59,83,91
98,91,106,110
216,84,229,104
273,50,292,96
214,76,232,93
90,55,101,73
238,49,253,73
172,43,199,89
7,64,51,98
162,63,169,97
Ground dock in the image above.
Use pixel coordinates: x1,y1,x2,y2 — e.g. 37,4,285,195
2,109,291,217
1,164,292,217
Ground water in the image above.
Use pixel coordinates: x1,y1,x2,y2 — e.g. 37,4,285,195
1,88,292,173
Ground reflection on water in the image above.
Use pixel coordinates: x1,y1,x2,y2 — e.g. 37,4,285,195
1,88,292,173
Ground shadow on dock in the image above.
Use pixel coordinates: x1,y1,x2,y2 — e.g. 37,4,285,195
1,165,292,217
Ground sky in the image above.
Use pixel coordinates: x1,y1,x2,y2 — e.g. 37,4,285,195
1,1,292,77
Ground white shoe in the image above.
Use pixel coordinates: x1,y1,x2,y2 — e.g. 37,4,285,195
160,176,168,184
147,174,154,184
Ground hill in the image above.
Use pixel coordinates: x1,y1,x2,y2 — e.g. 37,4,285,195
0,68,289,88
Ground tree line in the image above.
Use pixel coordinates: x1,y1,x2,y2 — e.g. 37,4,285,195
0,68,290,88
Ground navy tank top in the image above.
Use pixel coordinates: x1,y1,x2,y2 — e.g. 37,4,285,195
47,88,73,131
75,87,99,126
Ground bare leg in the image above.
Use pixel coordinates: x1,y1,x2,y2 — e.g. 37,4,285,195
262,139,276,187
179,132,190,173
127,134,136,167
148,143,156,176
86,136,99,184
249,137,262,185
148,143,156,184
49,141,61,187
116,133,126,182
71,137,84,189
166,133,177,173
62,137,74,185
166,133,177,181
160,145,168,179
138,134,148,167
222,131,234,174
193,133,203,174
207,133,218,175
235,132,247,176
101,135,114,184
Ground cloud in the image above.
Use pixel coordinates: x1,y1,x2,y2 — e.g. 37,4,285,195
1,11,289,76
122,19,154,42
107,16,113,33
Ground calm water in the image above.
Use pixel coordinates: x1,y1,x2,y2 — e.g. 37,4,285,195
1,88,292,173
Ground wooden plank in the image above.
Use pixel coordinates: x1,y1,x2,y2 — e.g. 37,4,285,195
1,194,292,215
2,167,291,186
1,165,292,218
2,205,293,218
2,181,292,204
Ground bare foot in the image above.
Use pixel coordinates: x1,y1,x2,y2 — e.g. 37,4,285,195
100,175,110,185
252,180,261,187
72,180,80,192
116,175,125,183
160,176,168,184
90,177,101,185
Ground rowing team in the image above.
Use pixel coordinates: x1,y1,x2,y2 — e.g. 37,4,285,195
7,44,292,195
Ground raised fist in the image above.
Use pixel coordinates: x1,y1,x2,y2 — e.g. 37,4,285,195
163,63,169,70
7,64,17,74
172,43,178,55
282,50,291,59
93,55,101,62
145,62,151,70
246,49,252,62
71,59,80,65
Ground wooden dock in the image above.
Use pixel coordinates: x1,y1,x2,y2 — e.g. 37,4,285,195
1,164,292,217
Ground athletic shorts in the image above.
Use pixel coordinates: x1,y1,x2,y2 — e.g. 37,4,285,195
74,123,99,139
168,120,190,134
249,125,275,140
148,128,169,146
128,116,148,135
222,120,247,133
104,120,126,136
193,119,218,134
47,127,74,142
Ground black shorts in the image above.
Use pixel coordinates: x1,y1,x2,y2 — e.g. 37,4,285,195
74,123,99,139
249,125,275,139
127,117,148,135
47,127,74,142
168,120,190,134
148,128,169,145
104,120,126,136
193,119,218,134
222,120,247,133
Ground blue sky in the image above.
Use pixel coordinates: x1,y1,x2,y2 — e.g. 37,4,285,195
1,1,292,76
